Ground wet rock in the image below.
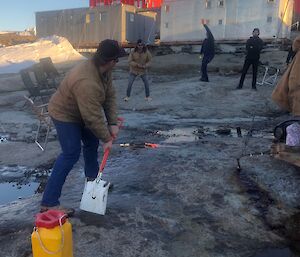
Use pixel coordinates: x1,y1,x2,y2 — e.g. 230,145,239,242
215,127,231,135
181,45,193,54
285,212,300,242
154,46,174,56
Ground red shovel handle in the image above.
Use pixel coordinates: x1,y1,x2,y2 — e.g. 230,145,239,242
98,117,124,175
99,148,110,172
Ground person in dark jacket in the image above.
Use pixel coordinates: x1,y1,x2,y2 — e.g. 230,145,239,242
236,28,264,90
200,24,215,82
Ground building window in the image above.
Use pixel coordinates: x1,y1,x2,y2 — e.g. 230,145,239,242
165,22,169,28
205,0,212,8
130,14,134,22
218,19,223,25
165,5,170,12
218,0,224,7
99,12,107,22
85,14,90,24
267,16,272,22
89,13,95,23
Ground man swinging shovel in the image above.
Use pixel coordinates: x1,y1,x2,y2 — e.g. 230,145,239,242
40,40,126,216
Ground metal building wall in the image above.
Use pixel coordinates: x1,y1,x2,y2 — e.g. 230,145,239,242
36,6,123,47
121,4,159,43
36,8,90,44
36,4,158,46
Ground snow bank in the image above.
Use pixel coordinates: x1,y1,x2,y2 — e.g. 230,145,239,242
0,35,86,74
0,31,15,34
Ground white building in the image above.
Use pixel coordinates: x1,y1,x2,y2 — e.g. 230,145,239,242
160,0,294,42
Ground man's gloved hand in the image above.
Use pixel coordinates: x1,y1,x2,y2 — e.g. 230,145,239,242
103,139,113,151
109,125,119,140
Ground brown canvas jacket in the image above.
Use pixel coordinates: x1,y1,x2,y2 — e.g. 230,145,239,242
129,50,152,75
272,36,300,116
48,59,118,142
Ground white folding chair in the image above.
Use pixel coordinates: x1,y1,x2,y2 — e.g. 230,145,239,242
257,65,280,86
24,96,52,151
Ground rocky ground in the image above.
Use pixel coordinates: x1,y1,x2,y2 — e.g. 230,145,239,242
0,49,300,257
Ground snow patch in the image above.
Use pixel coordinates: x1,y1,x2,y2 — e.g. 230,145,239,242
0,35,86,74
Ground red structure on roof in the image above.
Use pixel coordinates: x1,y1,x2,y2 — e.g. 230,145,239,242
295,0,300,14
89,0,162,8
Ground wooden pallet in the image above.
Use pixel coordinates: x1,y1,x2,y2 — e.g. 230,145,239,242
271,143,300,167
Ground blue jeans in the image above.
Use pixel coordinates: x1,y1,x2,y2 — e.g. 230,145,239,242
126,73,150,97
41,118,99,207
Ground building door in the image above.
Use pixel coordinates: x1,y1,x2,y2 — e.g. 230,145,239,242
126,12,139,42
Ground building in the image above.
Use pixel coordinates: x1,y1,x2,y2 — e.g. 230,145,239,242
160,0,295,43
36,4,160,48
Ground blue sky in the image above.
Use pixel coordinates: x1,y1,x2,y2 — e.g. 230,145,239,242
0,0,89,31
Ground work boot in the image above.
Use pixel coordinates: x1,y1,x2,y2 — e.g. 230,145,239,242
124,96,130,102
40,205,75,217
236,85,243,90
252,86,257,91
145,97,152,101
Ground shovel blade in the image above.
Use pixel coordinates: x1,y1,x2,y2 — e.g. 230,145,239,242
80,179,110,215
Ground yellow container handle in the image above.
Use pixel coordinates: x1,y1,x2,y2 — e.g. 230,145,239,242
33,214,67,255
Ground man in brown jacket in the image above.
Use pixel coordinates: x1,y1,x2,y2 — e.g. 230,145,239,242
272,36,300,116
124,39,152,101
40,39,125,215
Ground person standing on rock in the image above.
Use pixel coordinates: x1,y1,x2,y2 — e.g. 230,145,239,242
236,28,264,90
40,39,125,216
124,39,152,102
200,24,215,82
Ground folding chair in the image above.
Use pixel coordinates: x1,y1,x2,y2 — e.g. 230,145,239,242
20,69,54,104
24,96,53,151
257,65,280,86
31,63,58,89
39,57,60,78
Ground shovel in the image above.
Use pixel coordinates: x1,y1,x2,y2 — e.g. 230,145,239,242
80,117,124,215
80,148,111,215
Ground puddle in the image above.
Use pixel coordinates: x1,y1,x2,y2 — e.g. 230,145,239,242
0,165,51,205
156,126,273,143
0,182,40,205
252,248,297,257
156,127,199,143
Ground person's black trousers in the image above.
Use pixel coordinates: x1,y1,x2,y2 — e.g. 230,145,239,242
238,59,259,88
201,56,213,82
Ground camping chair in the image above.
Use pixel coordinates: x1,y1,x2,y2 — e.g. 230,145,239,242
20,69,54,104
24,96,53,151
39,57,60,78
257,65,280,86
31,63,58,89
